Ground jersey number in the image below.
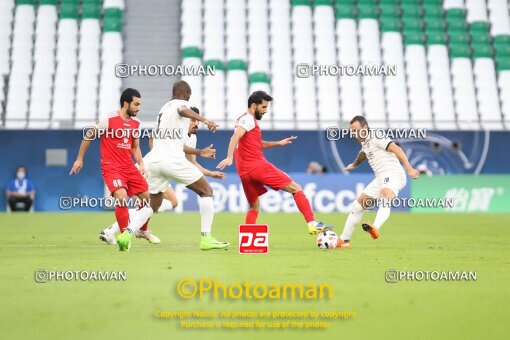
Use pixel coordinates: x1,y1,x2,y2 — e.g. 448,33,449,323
112,179,123,187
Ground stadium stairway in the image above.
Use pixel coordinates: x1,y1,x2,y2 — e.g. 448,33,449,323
123,0,181,125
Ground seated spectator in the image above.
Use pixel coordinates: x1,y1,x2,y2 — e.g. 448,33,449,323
6,166,36,212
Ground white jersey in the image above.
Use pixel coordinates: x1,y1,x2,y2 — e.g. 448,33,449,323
145,99,190,162
184,133,197,149
360,137,405,177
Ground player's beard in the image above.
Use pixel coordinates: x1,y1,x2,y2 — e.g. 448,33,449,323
127,108,138,117
255,109,264,120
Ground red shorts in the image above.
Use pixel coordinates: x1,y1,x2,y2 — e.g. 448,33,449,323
102,165,148,197
240,163,292,205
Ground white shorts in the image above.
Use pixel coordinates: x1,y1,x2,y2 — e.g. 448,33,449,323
362,172,407,199
146,157,202,194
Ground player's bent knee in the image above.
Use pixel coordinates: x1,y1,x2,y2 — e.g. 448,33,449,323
352,200,364,212
380,189,396,200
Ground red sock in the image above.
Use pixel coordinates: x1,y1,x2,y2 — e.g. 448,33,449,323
245,209,259,224
115,206,129,232
293,191,315,223
139,218,150,232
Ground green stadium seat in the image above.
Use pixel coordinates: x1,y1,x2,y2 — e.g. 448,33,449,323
291,0,311,5
16,0,36,4
204,59,224,71
470,21,489,34
423,3,442,18
426,31,446,46
336,0,355,5
227,60,247,71
82,2,101,19
379,4,399,19
182,47,202,59
470,32,491,45
495,44,510,58
496,57,510,71
60,1,78,19
445,9,465,21
403,18,422,31
404,29,424,45
380,17,400,32
449,43,470,58
39,0,57,5
103,8,123,32
447,19,467,31
335,5,355,19
472,43,492,58
249,72,270,84
314,0,333,6
494,35,510,45
379,0,399,4
448,31,470,44
358,4,378,19
425,17,444,31
401,4,421,18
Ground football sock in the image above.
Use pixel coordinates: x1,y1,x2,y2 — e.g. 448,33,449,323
125,206,153,233
115,206,130,233
198,196,214,236
139,218,150,232
293,190,315,223
374,204,391,229
340,200,364,241
158,199,174,212
245,209,259,224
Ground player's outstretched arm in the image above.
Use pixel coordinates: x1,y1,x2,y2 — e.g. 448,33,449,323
387,142,419,179
262,135,297,149
177,106,219,132
217,127,246,170
183,144,216,159
344,151,367,172
186,153,226,180
70,127,98,175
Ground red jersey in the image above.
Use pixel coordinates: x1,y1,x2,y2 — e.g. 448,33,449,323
234,113,269,176
95,111,140,170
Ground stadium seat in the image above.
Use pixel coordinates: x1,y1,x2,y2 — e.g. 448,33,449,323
405,45,433,128
488,0,510,36
203,0,224,61
181,0,202,50
103,0,125,10
427,45,456,129
451,57,479,129
226,0,247,61
203,60,226,125
382,32,410,128
465,0,488,23
226,60,248,126
474,58,503,129
337,18,363,120
270,0,294,127
314,1,340,127
181,47,203,110
291,3,317,129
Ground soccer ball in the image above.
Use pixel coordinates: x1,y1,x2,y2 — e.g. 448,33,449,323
317,231,339,249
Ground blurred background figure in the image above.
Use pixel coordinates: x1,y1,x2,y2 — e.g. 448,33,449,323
417,163,433,177
307,161,327,175
5,166,36,212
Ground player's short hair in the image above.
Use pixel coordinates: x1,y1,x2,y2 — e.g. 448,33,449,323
120,88,141,107
350,115,368,127
248,91,273,108
190,107,200,114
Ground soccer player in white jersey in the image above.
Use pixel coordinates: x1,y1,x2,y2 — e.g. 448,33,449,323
116,80,229,251
337,116,420,248
99,107,225,246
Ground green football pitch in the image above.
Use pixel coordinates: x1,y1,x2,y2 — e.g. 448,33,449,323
0,212,508,340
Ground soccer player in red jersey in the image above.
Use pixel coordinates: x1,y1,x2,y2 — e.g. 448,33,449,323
217,91,333,234
70,88,151,248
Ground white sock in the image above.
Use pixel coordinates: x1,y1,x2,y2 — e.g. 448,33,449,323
157,199,174,212
198,196,214,236
125,206,154,233
106,208,138,235
373,205,391,229
340,200,364,241
307,221,318,227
